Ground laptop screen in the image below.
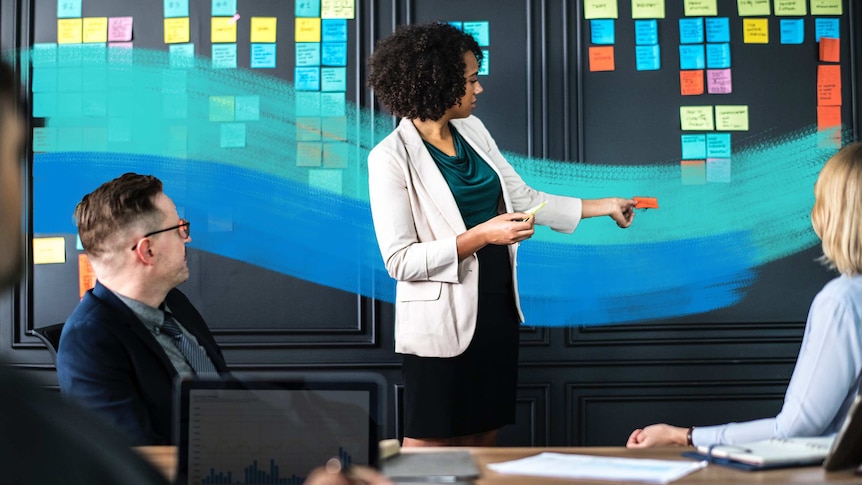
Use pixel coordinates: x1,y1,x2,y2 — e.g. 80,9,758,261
175,378,381,485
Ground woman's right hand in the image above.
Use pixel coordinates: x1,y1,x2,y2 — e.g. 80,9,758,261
479,212,535,245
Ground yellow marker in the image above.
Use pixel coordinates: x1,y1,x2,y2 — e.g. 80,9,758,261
522,200,548,222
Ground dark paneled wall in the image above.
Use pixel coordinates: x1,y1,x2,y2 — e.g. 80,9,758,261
1,0,859,447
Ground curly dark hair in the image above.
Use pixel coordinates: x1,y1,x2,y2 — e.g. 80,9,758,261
366,22,483,121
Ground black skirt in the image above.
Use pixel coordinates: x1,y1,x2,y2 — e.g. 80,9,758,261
402,243,520,439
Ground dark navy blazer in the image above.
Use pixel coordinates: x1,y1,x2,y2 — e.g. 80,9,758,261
57,281,228,445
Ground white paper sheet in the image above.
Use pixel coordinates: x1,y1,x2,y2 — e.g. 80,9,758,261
487,452,708,484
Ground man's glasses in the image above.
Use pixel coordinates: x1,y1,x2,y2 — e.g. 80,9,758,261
131,219,191,250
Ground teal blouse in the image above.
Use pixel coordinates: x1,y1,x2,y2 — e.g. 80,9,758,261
423,125,502,229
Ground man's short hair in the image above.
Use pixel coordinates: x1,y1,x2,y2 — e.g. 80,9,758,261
74,173,164,259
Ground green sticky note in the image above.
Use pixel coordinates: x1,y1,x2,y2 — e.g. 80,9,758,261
737,0,770,15
209,95,235,121
584,0,618,19
810,0,841,15
685,0,717,16
680,105,714,131
774,0,806,16
632,0,665,19
715,105,749,131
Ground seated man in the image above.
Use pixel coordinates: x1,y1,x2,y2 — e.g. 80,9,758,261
58,173,229,445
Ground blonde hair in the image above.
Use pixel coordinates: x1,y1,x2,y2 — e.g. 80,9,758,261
811,142,862,275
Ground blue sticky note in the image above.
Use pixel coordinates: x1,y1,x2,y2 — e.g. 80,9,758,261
32,92,57,118
212,0,236,16
635,20,658,45
32,43,58,67
58,45,83,66
164,0,189,18
706,133,731,158
590,20,615,45
295,92,320,117
108,45,133,65
296,43,321,66
780,18,805,44
679,45,705,70
220,123,246,148
321,67,347,92
295,67,321,91
296,0,321,17
211,44,237,69
170,43,195,69
321,92,346,117
815,18,839,42
57,0,82,18
635,45,660,71
679,18,704,44
251,44,276,68
82,67,107,92
58,93,82,118
706,43,730,69
705,18,730,43
57,67,83,92
235,95,260,121
463,21,490,47
81,44,107,65
479,49,489,76
448,21,463,30
681,134,707,159
31,68,58,93
322,19,348,42
321,43,347,66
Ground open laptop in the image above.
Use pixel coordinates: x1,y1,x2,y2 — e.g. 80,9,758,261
684,392,862,471
174,374,383,485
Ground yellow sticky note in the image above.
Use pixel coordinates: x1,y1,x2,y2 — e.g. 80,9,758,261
211,17,237,43
773,0,806,16
296,18,321,43
33,237,66,264
82,17,108,43
743,18,769,43
684,0,717,16
715,105,749,131
584,0,619,19
321,0,355,19
250,17,277,43
737,0,770,15
164,18,190,44
632,0,665,19
680,106,715,131
58,19,83,44
811,0,842,15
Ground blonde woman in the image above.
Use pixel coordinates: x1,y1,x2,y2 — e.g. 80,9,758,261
628,142,862,448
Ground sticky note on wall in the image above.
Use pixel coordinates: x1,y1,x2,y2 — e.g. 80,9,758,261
296,18,321,42
680,106,714,131
715,105,749,131
743,18,768,43
589,46,615,72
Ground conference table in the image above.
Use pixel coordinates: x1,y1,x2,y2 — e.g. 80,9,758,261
135,446,862,484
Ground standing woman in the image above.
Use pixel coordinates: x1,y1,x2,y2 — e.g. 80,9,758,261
366,22,636,447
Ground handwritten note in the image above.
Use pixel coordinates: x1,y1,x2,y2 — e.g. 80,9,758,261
33,237,66,264
32,127,57,152
681,134,706,159
591,20,615,45
817,64,841,106
684,0,717,16
251,44,276,68
295,67,321,91
463,21,490,47
679,18,704,44
811,0,842,15
296,43,321,66
58,19,83,44
706,158,731,183
297,142,323,167
321,0,355,19
296,18,321,42
164,0,189,18
211,43,237,68
679,45,705,70
251,17,277,43
169,43,195,68
774,0,806,16
322,19,348,42
715,105,749,131
707,133,731,157
707,69,732,94
211,17,237,43
295,92,321,117
680,70,704,95
584,0,618,19
635,45,660,70
57,0,82,18
297,117,322,141
815,18,839,41
706,43,730,68
743,18,768,43
164,18,190,44
635,20,658,45
108,17,133,42
82,18,108,43
737,0,770,15
780,18,804,44
212,0,237,16
705,17,730,43
235,95,260,121
680,106,714,131
820,37,840,63
589,46,615,71
321,92,346,117
296,0,321,17
632,0,665,19
322,42,347,66
321,67,347,91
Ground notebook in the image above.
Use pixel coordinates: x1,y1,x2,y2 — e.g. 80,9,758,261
682,392,862,471
174,374,383,485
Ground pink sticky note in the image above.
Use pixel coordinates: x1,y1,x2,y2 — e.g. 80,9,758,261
108,16,133,42
707,69,732,94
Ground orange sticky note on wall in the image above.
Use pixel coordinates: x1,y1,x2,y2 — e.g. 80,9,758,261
589,46,615,72
817,64,841,106
78,253,96,299
680,70,704,96
819,37,840,63
817,106,841,130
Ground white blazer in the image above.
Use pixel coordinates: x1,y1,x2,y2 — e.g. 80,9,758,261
367,116,582,357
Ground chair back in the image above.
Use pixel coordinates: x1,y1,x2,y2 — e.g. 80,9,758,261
31,322,65,364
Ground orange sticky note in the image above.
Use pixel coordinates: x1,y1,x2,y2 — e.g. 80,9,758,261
819,37,840,63
680,70,704,96
634,197,659,209
817,64,841,106
589,46,615,72
817,106,841,130
78,253,96,299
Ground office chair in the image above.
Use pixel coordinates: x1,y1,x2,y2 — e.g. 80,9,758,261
31,322,65,364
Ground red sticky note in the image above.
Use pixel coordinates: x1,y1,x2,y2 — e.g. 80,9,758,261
819,37,840,63
680,70,704,96
78,253,96,299
634,197,659,209
589,46,615,72
817,64,841,106
817,106,841,130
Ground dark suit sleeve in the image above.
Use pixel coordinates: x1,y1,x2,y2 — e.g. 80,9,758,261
57,309,163,445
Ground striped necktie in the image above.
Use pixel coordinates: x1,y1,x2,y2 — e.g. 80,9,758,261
161,311,219,377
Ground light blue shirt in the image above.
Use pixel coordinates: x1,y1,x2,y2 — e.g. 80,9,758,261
694,274,862,446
